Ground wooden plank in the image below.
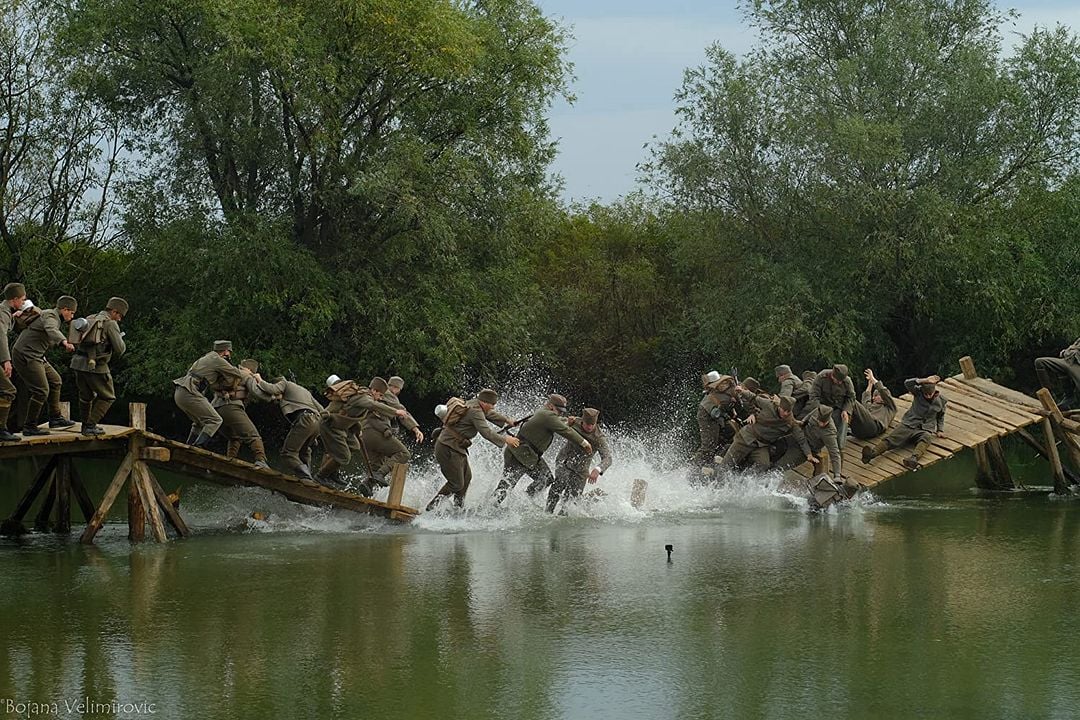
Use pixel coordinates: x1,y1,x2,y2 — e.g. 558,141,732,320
55,457,72,533
941,384,1042,427
959,356,977,380
386,463,407,507
1043,418,1068,494
67,463,97,523
958,377,1046,411
3,455,59,531
0,437,129,461
129,403,147,430
1038,389,1080,472
630,479,648,509
34,475,57,531
941,396,1026,430
942,379,1044,420
79,452,135,544
145,467,190,538
139,446,171,462
134,463,167,543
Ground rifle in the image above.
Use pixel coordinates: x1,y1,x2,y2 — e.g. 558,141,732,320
497,414,533,435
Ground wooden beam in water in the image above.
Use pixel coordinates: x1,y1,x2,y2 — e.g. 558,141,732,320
79,452,135,544
1037,389,1080,476
1,455,59,536
33,474,57,532
1042,417,1068,495
133,462,167,543
55,456,72,533
68,462,98,523
1016,427,1080,486
386,464,407,508
145,466,190,538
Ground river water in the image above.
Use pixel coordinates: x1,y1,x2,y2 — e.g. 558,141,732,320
1,422,1079,719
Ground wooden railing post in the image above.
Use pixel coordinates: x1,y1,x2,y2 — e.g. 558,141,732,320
387,464,407,507
127,403,146,541
959,356,978,380
1037,388,1080,493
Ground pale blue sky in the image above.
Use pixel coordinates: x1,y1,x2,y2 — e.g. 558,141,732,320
535,0,1080,203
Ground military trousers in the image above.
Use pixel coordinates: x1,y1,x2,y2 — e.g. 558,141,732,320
884,425,933,454
694,416,721,465
361,426,410,480
74,370,116,425
217,403,265,462
13,356,62,427
494,449,554,503
547,464,589,513
319,415,360,467
1035,356,1080,400
173,386,222,437
281,410,320,471
0,368,15,429
434,442,472,505
831,407,850,449
849,402,886,440
719,434,772,472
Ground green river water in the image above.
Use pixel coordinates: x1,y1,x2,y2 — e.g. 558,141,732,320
1,442,1079,720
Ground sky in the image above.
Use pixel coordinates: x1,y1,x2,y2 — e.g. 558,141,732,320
534,0,1080,204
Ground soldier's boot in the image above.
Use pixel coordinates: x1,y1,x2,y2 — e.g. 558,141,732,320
545,489,562,514
0,400,18,442
250,438,270,469
22,398,49,436
425,482,455,512
315,458,342,488
192,431,213,449
903,440,931,470
225,439,241,459
185,425,199,445
862,440,888,464
369,464,391,487
89,398,113,425
79,400,92,425
492,478,513,505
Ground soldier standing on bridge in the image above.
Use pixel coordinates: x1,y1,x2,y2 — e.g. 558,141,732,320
71,297,128,436
1035,337,1080,408
0,283,27,441
862,375,947,470
12,295,78,435
172,340,244,449
849,368,897,440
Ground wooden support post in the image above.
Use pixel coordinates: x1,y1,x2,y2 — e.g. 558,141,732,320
959,356,978,380
34,475,57,531
145,466,190,538
68,463,97,523
1037,389,1080,486
630,479,648,509
1042,417,1068,495
133,463,167,543
55,456,72,533
127,403,147,541
387,464,407,507
1,455,59,535
80,453,134,544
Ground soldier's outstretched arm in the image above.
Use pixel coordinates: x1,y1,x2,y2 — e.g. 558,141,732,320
106,320,126,357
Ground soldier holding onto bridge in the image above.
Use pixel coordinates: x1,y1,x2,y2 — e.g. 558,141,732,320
849,368,897,440
862,375,947,470
719,393,816,473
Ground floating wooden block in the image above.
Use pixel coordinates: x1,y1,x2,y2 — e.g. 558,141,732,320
387,464,407,507
630,478,648,509
139,447,171,462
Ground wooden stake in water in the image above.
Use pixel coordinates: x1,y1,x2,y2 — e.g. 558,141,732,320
630,479,647,509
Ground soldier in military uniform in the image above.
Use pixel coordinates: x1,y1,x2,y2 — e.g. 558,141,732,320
695,371,738,467
1035,337,1080,407
777,404,843,482
792,370,816,417
0,283,27,441
493,393,592,505
775,365,798,397
804,364,856,448
245,367,326,482
862,375,947,470
547,407,613,513
427,388,520,510
360,376,420,492
316,377,407,492
70,297,128,436
172,340,244,448
12,295,78,435
384,376,423,443
208,358,269,468
719,394,815,473
849,368,897,440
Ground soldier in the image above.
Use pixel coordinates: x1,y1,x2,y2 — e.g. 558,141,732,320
775,365,798,397
209,358,269,468
426,389,520,510
849,368,897,440
778,404,843,482
719,394,816,473
547,407,613,513
792,370,817,417
694,371,738,467
172,340,244,448
70,297,128,436
862,375,947,470
316,377,407,492
245,367,325,482
0,283,27,441
493,393,592,505
12,295,78,435
383,375,424,444
359,376,419,493
1035,337,1080,407
804,364,856,448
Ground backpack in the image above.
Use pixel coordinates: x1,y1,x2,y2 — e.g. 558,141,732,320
443,396,468,426
68,314,105,348
326,379,363,403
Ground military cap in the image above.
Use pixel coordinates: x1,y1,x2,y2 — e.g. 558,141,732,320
369,376,389,393
777,395,796,412
802,370,818,381
581,407,600,425
716,374,734,390
239,359,259,372
774,364,792,378
548,393,568,412
388,375,405,389
213,340,233,353
105,297,129,316
3,282,25,300
832,363,849,380
921,381,938,395
56,295,78,311
743,376,761,393
477,388,499,404
815,405,833,422
702,370,721,388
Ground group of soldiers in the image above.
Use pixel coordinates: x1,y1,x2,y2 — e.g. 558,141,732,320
0,283,128,442
172,339,615,513
694,363,948,488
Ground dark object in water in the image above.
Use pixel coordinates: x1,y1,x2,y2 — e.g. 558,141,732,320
806,475,857,511
665,544,673,562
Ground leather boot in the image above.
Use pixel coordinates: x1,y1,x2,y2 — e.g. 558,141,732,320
862,440,887,464
250,438,269,468
316,457,341,487
904,440,931,470
193,431,212,448
226,439,240,459
0,400,17,441
79,400,92,426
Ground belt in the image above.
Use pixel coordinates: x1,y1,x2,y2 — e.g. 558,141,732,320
286,408,314,423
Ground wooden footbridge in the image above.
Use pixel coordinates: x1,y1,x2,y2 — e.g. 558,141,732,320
1,403,418,544
784,357,1080,494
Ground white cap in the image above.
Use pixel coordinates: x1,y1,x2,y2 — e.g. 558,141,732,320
325,374,341,387
434,404,448,420
704,370,721,384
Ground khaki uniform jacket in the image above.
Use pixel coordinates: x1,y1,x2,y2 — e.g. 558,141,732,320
436,397,513,455
778,376,799,397
861,380,897,429
0,304,13,364
804,416,842,478
806,370,856,415
250,378,323,416
12,308,66,361
901,379,947,432
556,418,613,475
508,407,588,466
1062,337,1080,364
327,389,397,432
70,312,125,374
698,388,738,421
382,391,419,432
172,351,244,395
738,391,811,454
792,379,814,415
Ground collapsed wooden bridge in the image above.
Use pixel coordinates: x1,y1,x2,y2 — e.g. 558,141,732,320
1,403,418,544
785,356,1080,494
